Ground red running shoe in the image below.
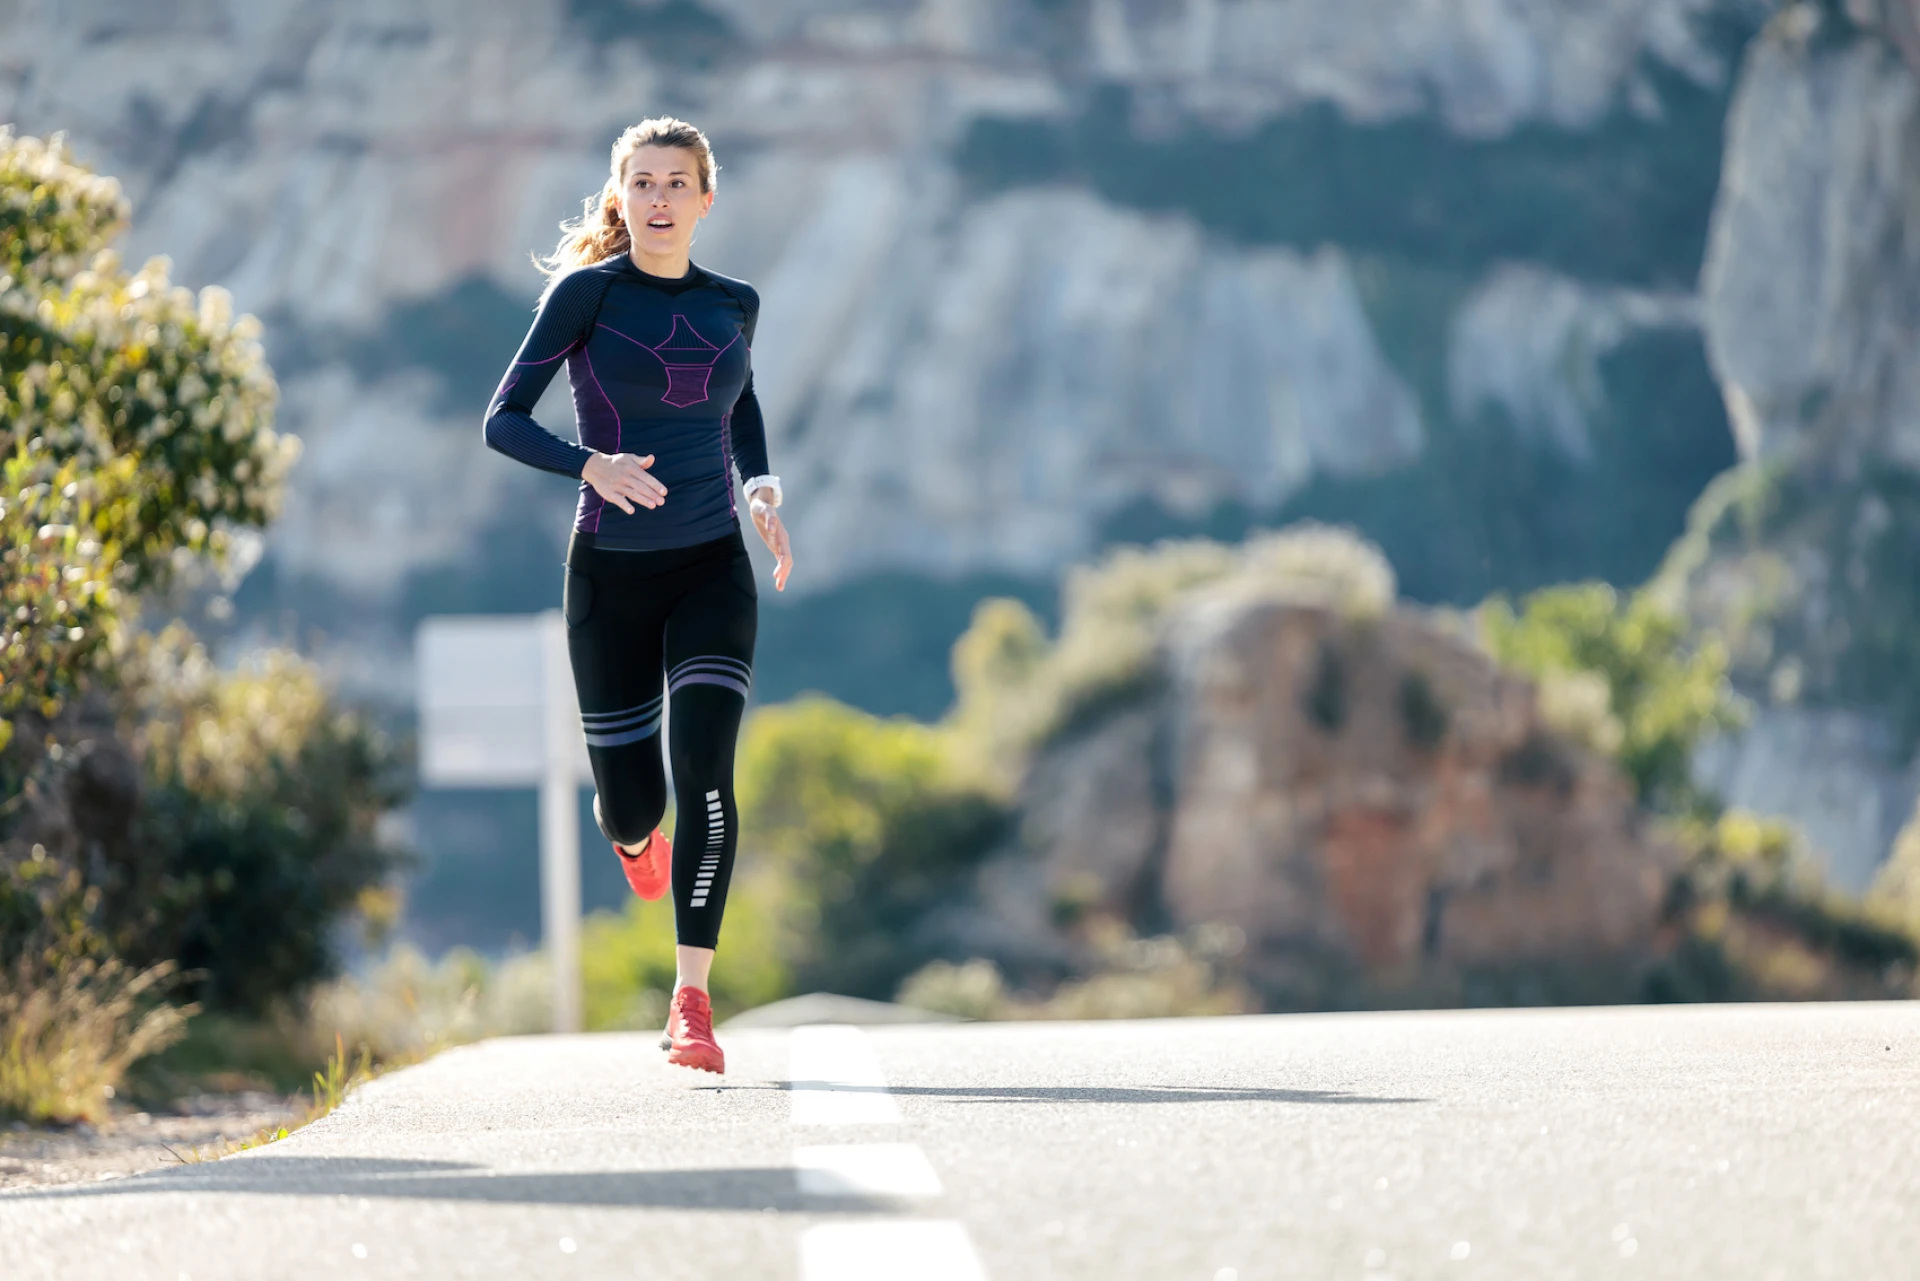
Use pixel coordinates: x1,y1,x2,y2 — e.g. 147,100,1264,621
616,828,671,901
665,986,725,1074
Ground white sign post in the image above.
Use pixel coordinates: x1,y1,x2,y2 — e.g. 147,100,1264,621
417,612,591,1033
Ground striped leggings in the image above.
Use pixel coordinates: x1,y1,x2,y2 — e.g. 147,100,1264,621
563,528,756,949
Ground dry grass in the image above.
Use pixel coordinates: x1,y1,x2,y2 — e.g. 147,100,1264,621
164,1032,395,1164
0,953,194,1127
897,921,1253,1022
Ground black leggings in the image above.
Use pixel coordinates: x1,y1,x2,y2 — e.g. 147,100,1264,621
563,529,757,950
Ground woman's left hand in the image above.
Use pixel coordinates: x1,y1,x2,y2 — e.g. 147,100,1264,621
749,491,793,591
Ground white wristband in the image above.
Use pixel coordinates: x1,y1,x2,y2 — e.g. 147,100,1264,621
744,474,782,506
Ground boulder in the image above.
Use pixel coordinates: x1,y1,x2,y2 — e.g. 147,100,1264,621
1013,590,1677,1001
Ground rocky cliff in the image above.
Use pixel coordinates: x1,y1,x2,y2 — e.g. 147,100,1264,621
23,0,1920,933
1668,1,1920,891
0,0,1755,712
943,530,1679,1008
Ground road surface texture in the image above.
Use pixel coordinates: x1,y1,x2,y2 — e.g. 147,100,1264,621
2,1002,1915,1280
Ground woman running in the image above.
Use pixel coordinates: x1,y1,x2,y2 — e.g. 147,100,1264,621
483,116,793,1075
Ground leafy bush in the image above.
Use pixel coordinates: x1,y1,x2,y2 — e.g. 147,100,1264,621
0,130,295,762
1647,810,1919,1002
104,631,410,1015
894,958,1007,1021
0,453,122,760
0,131,293,587
736,697,1010,1000
1480,582,1742,811
0,131,411,1112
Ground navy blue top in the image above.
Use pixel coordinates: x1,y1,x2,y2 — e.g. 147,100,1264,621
483,255,772,551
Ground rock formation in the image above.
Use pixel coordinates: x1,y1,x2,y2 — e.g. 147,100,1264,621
955,533,1679,1006
0,2,1751,665
1674,2,1920,890
1702,2,1920,469
34,0,1919,939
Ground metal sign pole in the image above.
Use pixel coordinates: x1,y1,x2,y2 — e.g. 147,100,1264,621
539,610,582,1034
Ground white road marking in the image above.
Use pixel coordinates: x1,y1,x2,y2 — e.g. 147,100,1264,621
794,1143,945,1198
788,1028,989,1278
799,1221,988,1281
789,1025,903,1125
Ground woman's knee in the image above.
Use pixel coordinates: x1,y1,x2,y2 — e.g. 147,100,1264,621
594,777,668,847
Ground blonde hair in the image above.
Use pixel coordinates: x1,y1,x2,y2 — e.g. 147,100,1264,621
536,116,718,289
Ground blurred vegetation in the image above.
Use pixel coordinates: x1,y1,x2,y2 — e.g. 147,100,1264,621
300,946,551,1065
0,862,191,1125
0,131,405,1122
950,526,1396,770
112,630,410,1014
1466,576,1918,998
899,922,1253,1022
1649,811,1918,1003
580,869,791,1029
735,697,1011,1000
1868,801,1920,941
1479,581,1744,813
0,126,294,758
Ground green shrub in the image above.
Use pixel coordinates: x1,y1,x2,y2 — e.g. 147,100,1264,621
895,958,1007,1021
0,453,123,760
737,697,1009,1000
1651,811,1919,1002
0,132,411,1111
103,632,411,1015
1480,582,1742,811
0,130,294,762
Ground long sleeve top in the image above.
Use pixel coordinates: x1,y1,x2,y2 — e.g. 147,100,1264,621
483,255,771,550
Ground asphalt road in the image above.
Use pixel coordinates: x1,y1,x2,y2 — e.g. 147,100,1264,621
2,1001,1915,1280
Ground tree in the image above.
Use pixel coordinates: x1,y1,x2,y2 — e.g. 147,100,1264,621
0,128,296,756
1,131,401,1021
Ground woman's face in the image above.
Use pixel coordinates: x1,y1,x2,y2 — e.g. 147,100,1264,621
617,144,713,261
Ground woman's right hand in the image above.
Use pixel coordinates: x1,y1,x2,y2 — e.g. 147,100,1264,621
581,451,667,514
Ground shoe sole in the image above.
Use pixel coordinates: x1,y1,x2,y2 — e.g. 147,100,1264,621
666,1047,725,1074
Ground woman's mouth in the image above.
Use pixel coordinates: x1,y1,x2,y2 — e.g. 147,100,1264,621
646,217,674,230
